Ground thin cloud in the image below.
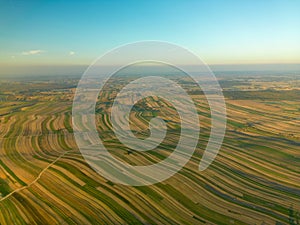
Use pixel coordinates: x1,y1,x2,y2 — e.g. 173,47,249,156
22,50,44,55
69,51,75,55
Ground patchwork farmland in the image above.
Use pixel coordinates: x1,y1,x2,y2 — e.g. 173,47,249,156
0,74,299,224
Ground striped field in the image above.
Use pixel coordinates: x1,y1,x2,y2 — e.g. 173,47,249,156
0,76,299,225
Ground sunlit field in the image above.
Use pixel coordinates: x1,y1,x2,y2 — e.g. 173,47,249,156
0,71,299,224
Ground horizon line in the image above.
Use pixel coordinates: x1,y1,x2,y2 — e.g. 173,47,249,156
1,62,300,67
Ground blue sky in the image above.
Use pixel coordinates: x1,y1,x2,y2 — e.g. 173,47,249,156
1,0,300,71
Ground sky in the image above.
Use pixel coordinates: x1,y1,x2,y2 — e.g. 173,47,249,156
0,0,300,75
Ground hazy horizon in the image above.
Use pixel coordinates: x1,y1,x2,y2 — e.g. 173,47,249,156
1,63,300,78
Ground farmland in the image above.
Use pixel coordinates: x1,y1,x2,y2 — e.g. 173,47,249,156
0,72,299,225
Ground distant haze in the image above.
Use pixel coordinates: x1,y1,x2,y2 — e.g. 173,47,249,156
1,64,300,79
